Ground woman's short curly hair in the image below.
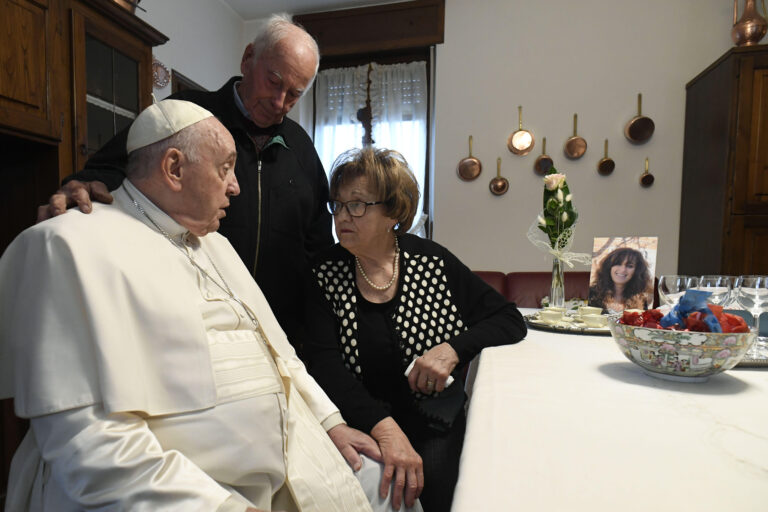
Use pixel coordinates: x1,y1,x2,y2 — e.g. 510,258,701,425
329,147,420,234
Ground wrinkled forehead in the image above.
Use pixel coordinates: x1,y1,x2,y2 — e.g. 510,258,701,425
196,118,236,156
263,36,317,78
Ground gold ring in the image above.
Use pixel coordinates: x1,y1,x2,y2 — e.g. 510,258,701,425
426,378,434,387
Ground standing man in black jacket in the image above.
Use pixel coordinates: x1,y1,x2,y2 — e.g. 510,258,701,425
37,14,333,353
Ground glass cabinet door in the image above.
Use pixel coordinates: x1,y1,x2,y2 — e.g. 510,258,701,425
71,6,155,172
84,34,139,156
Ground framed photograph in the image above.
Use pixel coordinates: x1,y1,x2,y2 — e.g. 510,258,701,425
588,236,658,313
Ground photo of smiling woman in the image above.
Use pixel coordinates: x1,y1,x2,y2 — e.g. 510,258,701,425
588,237,657,314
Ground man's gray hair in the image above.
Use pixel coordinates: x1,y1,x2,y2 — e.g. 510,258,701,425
250,12,320,88
125,120,209,180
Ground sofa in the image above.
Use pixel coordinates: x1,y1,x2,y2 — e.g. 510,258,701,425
473,270,659,309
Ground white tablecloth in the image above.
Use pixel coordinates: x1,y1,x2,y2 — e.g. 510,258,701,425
452,316,768,512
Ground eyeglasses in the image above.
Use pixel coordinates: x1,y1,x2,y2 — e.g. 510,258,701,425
328,200,384,217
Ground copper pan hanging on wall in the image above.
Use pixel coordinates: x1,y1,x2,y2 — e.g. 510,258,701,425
534,137,553,175
563,113,586,159
489,157,509,195
597,139,615,176
625,93,655,144
640,157,655,187
507,106,535,156
457,135,482,181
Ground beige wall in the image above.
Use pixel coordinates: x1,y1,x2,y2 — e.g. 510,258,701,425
432,0,735,276
136,0,243,97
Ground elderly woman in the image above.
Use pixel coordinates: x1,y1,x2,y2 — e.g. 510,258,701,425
589,247,653,313
303,148,526,512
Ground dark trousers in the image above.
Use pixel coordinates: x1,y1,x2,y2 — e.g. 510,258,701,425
408,412,466,512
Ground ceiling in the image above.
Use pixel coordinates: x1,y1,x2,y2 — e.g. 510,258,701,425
219,0,405,20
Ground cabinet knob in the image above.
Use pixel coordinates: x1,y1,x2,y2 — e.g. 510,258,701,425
79,144,88,156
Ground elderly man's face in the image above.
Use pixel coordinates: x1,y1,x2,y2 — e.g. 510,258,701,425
179,119,239,236
238,35,317,128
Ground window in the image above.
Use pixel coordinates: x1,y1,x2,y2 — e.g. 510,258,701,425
313,60,430,236
295,0,444,237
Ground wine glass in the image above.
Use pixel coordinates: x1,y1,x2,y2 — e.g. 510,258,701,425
658,275,699,307
734,275,768,327
735,275,768,359
697,275,733,306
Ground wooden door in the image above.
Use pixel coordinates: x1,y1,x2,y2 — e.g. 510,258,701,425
747,67,768,210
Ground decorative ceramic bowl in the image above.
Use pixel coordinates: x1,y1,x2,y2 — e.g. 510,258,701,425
607,319,756,382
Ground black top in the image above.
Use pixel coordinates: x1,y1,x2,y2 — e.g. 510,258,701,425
64,77,334,349
304,234,527,433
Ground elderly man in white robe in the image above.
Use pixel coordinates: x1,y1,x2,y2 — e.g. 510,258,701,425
0,99,423,512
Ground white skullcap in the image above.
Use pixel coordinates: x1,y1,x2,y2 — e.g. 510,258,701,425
126,99,214,154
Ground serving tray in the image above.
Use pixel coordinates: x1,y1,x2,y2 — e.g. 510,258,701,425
524,312,612,337
737,339,768,368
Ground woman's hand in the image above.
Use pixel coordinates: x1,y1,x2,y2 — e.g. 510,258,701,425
407,343,459,394
370,417,423,510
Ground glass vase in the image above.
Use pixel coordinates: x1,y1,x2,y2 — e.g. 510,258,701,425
550,257,565,309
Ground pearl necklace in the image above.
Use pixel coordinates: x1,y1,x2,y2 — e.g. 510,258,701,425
356,236,400,291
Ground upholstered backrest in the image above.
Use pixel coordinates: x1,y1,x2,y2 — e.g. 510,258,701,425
505,271,591,308
472,270,507,298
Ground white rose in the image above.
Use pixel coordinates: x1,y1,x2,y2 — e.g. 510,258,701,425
543,173,566,191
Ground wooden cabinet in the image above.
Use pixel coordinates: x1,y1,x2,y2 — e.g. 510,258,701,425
0,0,165,185
0,0,61,141
0,0,166,253
70,0,160,171
0,1,166,506
679,44,768,276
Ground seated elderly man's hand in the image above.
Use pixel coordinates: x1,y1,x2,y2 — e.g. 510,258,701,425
36,180,113,223
371,417,423,511
327,423,382,471
407,343,459,394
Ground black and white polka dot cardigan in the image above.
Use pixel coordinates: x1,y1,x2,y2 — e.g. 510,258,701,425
312,238,467,378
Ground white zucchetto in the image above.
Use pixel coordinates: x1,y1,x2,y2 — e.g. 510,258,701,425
126,99,213,154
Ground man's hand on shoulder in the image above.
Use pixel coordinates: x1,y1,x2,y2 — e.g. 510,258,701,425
37,180,113,223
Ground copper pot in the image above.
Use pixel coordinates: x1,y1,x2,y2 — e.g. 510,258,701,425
489,157,509,195
534,137,553,175
597,139,615,176
457,135,482,181
732,0,768,46
640,157,654,187
563,113,586,159
624,93,655,144
507,106,534,156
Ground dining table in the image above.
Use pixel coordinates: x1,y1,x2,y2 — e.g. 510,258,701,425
451,309,768,511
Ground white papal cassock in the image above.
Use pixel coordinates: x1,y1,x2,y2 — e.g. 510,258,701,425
0,180,373,511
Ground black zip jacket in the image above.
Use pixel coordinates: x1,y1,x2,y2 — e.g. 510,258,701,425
64,77,334,350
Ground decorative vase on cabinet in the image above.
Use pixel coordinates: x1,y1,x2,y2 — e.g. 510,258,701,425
732,0,768,46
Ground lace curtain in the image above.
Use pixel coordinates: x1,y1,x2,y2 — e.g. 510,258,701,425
314,61,428,236
313,64,369,173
